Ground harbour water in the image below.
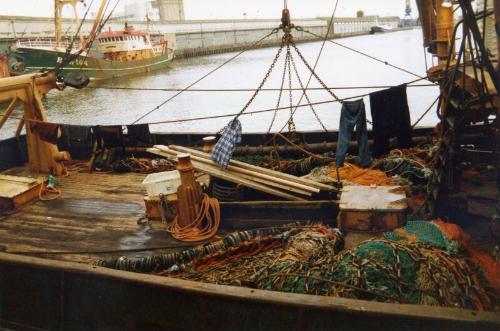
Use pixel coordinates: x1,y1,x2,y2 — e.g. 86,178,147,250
2,29,439,139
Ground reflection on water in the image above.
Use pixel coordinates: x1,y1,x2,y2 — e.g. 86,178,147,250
1,29,439,139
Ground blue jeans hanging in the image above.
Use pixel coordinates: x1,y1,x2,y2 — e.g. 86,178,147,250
336,99,372,168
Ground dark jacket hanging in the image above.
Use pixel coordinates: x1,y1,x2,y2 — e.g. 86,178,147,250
369,84,412,157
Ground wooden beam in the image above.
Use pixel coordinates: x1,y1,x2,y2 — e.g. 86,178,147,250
154,145,318,195
15,116,24,137
0,97,18,130
148,147,307,201
167,145,336,192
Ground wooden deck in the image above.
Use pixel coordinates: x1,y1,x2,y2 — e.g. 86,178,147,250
0,166,195,264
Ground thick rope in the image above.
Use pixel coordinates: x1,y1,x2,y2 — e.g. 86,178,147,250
167,194,221,242
38,181,62,201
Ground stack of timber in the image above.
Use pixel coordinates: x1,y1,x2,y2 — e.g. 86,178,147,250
0,175,43,209
147,145,336,201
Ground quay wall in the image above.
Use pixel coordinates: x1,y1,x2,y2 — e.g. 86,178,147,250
0,16,402,57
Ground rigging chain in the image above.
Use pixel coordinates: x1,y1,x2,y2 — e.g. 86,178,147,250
290,38,342,102
289,46,328,132
267,46,288,133
285,44,296,132
221,39,285,133
132,28,280,125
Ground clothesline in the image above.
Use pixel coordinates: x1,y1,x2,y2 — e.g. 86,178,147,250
3,80,437,128
88,84,436,93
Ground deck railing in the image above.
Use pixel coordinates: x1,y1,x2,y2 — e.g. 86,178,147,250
16,39,82,50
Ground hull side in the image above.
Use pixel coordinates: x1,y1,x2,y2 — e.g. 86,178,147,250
9,47,173,79
0,252,498,331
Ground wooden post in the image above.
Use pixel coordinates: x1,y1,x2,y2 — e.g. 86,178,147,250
202,136,216,153
176,154,203,228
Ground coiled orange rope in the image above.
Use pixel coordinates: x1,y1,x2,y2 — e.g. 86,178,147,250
167,194,221,242
38,180,61,201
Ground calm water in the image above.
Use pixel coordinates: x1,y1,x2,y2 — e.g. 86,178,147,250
1,29,439,139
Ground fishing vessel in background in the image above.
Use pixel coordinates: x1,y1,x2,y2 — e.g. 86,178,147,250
8,0,175,80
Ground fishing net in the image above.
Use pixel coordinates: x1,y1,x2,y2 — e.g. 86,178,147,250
433,219,500,290
378,148,433,185
95,223,329,273
166,225,344,288
384,220,461,253
307,162,392,186
327,239,497,309
97,221,498,311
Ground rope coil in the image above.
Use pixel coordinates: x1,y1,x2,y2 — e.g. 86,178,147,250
166,194,221,242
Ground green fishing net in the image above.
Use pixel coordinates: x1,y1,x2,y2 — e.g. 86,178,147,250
384,220,461,253
156,224,495,310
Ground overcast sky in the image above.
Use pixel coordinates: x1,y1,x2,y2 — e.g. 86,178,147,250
0,0,419,19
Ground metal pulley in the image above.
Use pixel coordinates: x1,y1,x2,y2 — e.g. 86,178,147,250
280,9,292,31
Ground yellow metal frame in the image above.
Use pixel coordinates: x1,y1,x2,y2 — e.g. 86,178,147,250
0,73,69,176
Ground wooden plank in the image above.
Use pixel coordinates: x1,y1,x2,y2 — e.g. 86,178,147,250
0,174,39,185
0,176,41,199
15,116,24,137
169,144,335,191
12,183,42,208
166,144,336,191
153,145,316,196
339,185,408,211
148,148,306,201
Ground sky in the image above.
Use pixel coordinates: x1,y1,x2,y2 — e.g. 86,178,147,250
0,0,419,19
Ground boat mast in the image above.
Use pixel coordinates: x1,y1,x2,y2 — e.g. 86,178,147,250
85,0,109,47
54,0,84,47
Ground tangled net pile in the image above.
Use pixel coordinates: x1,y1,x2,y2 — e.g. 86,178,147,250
377,147,434,185
307,162,392,186
163,225,344,287
150,221,499,311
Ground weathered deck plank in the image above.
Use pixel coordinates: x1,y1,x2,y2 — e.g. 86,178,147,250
0,166,193,263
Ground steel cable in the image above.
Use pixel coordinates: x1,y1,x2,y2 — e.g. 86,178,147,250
130,29,280,125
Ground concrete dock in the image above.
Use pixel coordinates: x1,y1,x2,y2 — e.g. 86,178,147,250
0,15,402,57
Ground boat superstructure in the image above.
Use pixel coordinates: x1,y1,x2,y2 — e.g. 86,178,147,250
8,0,174,80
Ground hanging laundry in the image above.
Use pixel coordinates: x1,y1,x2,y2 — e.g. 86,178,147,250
211,119,242,170
335,99,372,168
60,124,92,147
126,124,151,146
93,125,124,149
30,121,60,144
369,84,412,157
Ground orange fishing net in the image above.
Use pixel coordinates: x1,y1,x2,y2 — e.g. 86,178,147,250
433,219,500,290
327,162,391,186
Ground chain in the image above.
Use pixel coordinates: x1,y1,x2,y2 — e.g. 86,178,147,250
290,39,341,102
133,28,279,125
222,41,285,134
285,43,296,132
267,46,288,133
289,48,328,132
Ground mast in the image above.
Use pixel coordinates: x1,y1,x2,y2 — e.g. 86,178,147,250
85,0,109,47
54,0,84,47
